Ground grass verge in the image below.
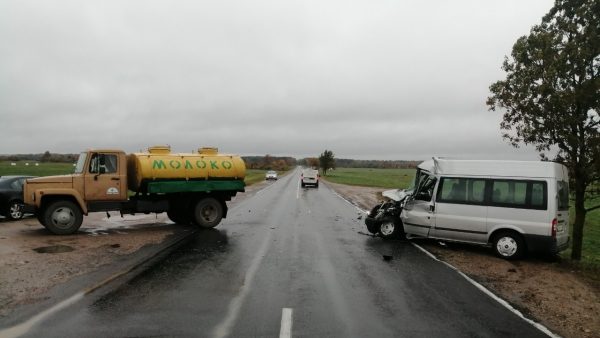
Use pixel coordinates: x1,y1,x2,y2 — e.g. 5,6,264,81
323,168,414,189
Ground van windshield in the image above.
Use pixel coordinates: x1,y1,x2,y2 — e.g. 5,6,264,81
557,180,569,211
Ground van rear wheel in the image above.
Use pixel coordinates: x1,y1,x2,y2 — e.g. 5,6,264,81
492,231,525,260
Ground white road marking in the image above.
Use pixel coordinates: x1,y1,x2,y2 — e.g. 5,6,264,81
212,232,273,338
0,292,85,338
296,179,301,199
279,308,293,338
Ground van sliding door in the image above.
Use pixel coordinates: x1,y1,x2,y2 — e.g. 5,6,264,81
431,177,488,243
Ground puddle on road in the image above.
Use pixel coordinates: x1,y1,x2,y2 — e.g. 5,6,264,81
33,245,75,254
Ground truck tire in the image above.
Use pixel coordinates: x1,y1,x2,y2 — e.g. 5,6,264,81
192,197,223,228
492,231,525,260
43,200,83,235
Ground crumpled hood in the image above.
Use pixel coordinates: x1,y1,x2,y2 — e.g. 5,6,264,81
382,188,411,202
26,175,73,184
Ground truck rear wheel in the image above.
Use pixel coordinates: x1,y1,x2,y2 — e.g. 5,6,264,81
192,198,223,228
43,200,83,235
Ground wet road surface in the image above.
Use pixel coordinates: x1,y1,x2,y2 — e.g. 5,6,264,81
18,168,548,337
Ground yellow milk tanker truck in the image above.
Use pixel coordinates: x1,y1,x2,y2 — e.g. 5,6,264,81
22,146,246,235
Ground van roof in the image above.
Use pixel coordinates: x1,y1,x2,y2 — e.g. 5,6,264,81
418,157,568,179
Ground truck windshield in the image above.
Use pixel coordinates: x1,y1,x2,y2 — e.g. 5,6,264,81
74,152,87,174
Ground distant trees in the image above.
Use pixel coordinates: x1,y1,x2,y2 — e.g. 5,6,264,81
319,150,336,176
40,151,51,162
334,159,420,169
299,158,420,169
303,157,319,168
242,155,296,171
487,0,600,260
0,152,78,163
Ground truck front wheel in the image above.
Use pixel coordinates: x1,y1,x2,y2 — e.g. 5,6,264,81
192,198,223,228
43,200,83,235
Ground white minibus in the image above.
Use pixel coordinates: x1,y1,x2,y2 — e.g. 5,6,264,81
401,158,570,259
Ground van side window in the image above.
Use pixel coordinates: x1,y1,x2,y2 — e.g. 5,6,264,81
490,180,547,210
415,175,437,201
437,178,485,204
557,181,569,211
491,181,527,205
531,182,545,207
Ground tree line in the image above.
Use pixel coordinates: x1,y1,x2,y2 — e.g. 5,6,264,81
242,155,297,171
297,157,419,170
0,151,78,163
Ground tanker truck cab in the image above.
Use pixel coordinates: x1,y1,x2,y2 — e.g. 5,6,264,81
80,150,128,203
401,158,570,259
23,146,246,235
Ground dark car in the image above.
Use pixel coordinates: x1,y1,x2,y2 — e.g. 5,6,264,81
0,176,35,220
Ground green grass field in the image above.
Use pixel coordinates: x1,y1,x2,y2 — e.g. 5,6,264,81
561,197,600,270
0,161,75,176
244,169,288,186
245,169,268,185
323,168,415,189
324,167,599,269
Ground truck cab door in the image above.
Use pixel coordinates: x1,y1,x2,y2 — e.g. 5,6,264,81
401,175,437,237
84,152,127,201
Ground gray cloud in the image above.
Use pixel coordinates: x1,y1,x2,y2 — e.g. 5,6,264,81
1,0,553,160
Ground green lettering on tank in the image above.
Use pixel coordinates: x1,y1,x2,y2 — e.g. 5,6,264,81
169,160,181,169
152,160,167,170
210,161,219,169
222,161,232,169
185,160,193,169
196,160,207,169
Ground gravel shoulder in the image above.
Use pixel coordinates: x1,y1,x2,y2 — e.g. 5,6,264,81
325,180,600,338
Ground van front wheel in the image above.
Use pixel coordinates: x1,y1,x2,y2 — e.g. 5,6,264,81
492,231,525,260
379,217,404,239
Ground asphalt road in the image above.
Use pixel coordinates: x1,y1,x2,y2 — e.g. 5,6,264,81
16,168,548,338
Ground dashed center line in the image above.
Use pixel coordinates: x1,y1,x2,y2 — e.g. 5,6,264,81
279,308,293,338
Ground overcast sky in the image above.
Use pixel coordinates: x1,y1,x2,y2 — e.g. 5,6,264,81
0,0,555,160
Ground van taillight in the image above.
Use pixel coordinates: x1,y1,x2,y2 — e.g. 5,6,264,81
551,218,558,237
